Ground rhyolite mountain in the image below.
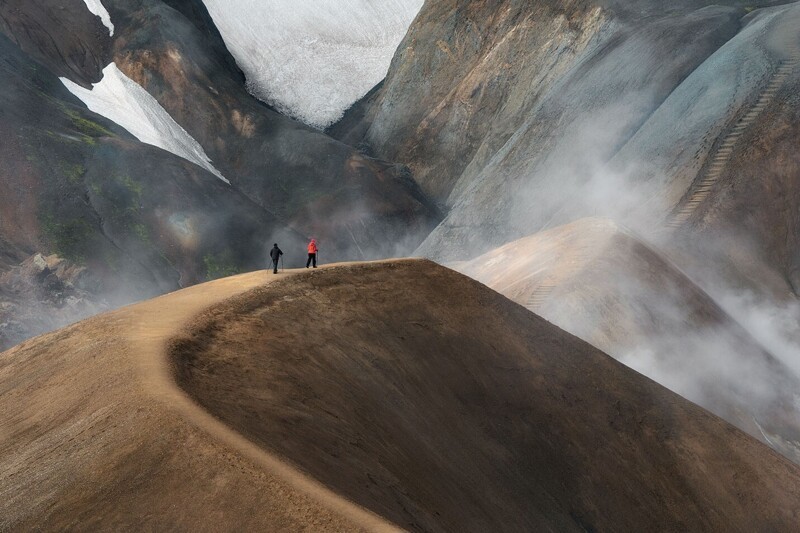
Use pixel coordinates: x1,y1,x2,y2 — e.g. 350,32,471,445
0,0,438,348
335,0,800,297
3,0,800,471
3,1,800,526
329,0,800,465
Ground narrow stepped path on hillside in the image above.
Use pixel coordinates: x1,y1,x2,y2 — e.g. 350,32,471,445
526,282,557,310
667,42,800,229
525,245,591,312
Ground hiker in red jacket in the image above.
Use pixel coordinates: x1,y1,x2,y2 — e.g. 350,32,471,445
306,238,318,268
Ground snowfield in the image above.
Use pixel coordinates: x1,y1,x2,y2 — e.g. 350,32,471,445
202,0,423,129
61,64,229,184
80,0,114,36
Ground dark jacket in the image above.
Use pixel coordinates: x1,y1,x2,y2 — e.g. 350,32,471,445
269,246,283,261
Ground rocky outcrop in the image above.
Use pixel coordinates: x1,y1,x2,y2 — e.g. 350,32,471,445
335,0,611,202
0,253,107,350
0,0,111,84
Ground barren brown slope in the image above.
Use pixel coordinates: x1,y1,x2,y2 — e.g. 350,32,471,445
457,218,800,463
0,268,394,532
169,260,800,532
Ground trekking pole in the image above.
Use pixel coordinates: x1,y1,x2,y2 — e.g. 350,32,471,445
281,256,284,272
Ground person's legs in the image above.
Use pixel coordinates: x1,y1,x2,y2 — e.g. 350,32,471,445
306,254,312,268
312,253,317,268
273,260,279,274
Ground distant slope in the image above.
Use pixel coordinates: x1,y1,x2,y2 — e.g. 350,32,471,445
458,218,800,463
333,0,800,289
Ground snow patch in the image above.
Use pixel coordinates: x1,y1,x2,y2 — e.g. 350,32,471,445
60,63,229,184
81,0,115,37
201,0,423,129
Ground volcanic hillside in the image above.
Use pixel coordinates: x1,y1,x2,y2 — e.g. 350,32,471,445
0,0,438,347
0,0,438,263
335,0,800,294
458,218,800,462
3,260,800,531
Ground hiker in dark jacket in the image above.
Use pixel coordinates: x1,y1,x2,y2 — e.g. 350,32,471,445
269,243,283,274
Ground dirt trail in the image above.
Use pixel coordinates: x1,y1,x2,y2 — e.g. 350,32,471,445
4,259,800,531
128,267,399,531
0,265,398,532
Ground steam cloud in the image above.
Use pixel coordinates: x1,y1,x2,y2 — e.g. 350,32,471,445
441,3,800,457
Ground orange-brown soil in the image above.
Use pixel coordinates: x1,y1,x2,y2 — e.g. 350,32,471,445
2,260,800,531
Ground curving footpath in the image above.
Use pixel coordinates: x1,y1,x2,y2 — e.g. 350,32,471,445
129,267,399,532
0,266,398,532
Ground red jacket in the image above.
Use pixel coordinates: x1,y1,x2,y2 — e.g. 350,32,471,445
308,241,318,254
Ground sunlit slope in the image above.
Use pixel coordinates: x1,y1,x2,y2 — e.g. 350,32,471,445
170,260,800,532
0,268,392,532
458,218,800,463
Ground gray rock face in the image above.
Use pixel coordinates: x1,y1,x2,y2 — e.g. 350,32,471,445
336,0,800,280
338,0,617,202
